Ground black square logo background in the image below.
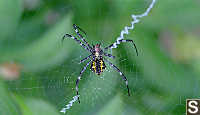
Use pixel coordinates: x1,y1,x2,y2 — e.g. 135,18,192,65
186,99,200,115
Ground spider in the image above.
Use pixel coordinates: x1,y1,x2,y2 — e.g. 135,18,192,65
62,24,138,103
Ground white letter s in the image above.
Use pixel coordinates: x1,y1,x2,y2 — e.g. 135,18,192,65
188,101,198,114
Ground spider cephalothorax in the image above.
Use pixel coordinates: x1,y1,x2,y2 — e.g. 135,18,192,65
62,24,138,103
93,44,102,58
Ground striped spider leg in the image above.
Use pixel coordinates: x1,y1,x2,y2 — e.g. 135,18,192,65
104,39,138,56
103,53,115,59
73,24,92,50
62,24,137,103
79,54,93,64
76,60,92,103
62,34,91,53
103,58,130,96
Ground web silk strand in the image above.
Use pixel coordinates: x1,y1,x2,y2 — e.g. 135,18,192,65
60,0,156,113
60,95,79,114
112,0,156,49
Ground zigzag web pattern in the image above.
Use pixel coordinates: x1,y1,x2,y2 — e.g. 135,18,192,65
60,0,156,113
109,0,156,50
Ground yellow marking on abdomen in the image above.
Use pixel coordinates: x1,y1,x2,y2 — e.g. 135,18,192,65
92,61,96,73
100,60,103,72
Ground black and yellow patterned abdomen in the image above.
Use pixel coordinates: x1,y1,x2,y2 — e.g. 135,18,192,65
90,57,106,75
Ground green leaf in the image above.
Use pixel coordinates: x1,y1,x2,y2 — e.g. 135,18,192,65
0,0,22,40
97,94,123,115
14,95,60,115
24,99,60,115
0,78,20,115
18,14,73,71
1,14,74,71
135,32,200,96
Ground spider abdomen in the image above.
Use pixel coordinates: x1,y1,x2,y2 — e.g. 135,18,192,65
90,57,106,75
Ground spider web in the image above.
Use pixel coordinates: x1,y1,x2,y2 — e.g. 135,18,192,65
4,0,197,114
6,0,153,114
6,43,186,115
6,43,141,112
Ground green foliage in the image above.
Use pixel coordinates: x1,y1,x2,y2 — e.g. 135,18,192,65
0,0,22,40
0,0,200,115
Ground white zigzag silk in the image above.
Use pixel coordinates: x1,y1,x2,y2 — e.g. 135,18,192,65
60,0,156,113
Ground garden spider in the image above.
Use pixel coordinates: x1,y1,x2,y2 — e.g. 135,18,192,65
62,24,138,103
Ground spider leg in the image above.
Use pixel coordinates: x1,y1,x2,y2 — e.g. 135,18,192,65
104,58,130,96
103,53,115,59
62,34,91,53
76,60,92,103
73,24,92,49
73,24,87,36
104,39,138,56
79,54,92,64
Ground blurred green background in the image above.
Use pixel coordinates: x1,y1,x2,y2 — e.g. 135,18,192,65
0,0,200,115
